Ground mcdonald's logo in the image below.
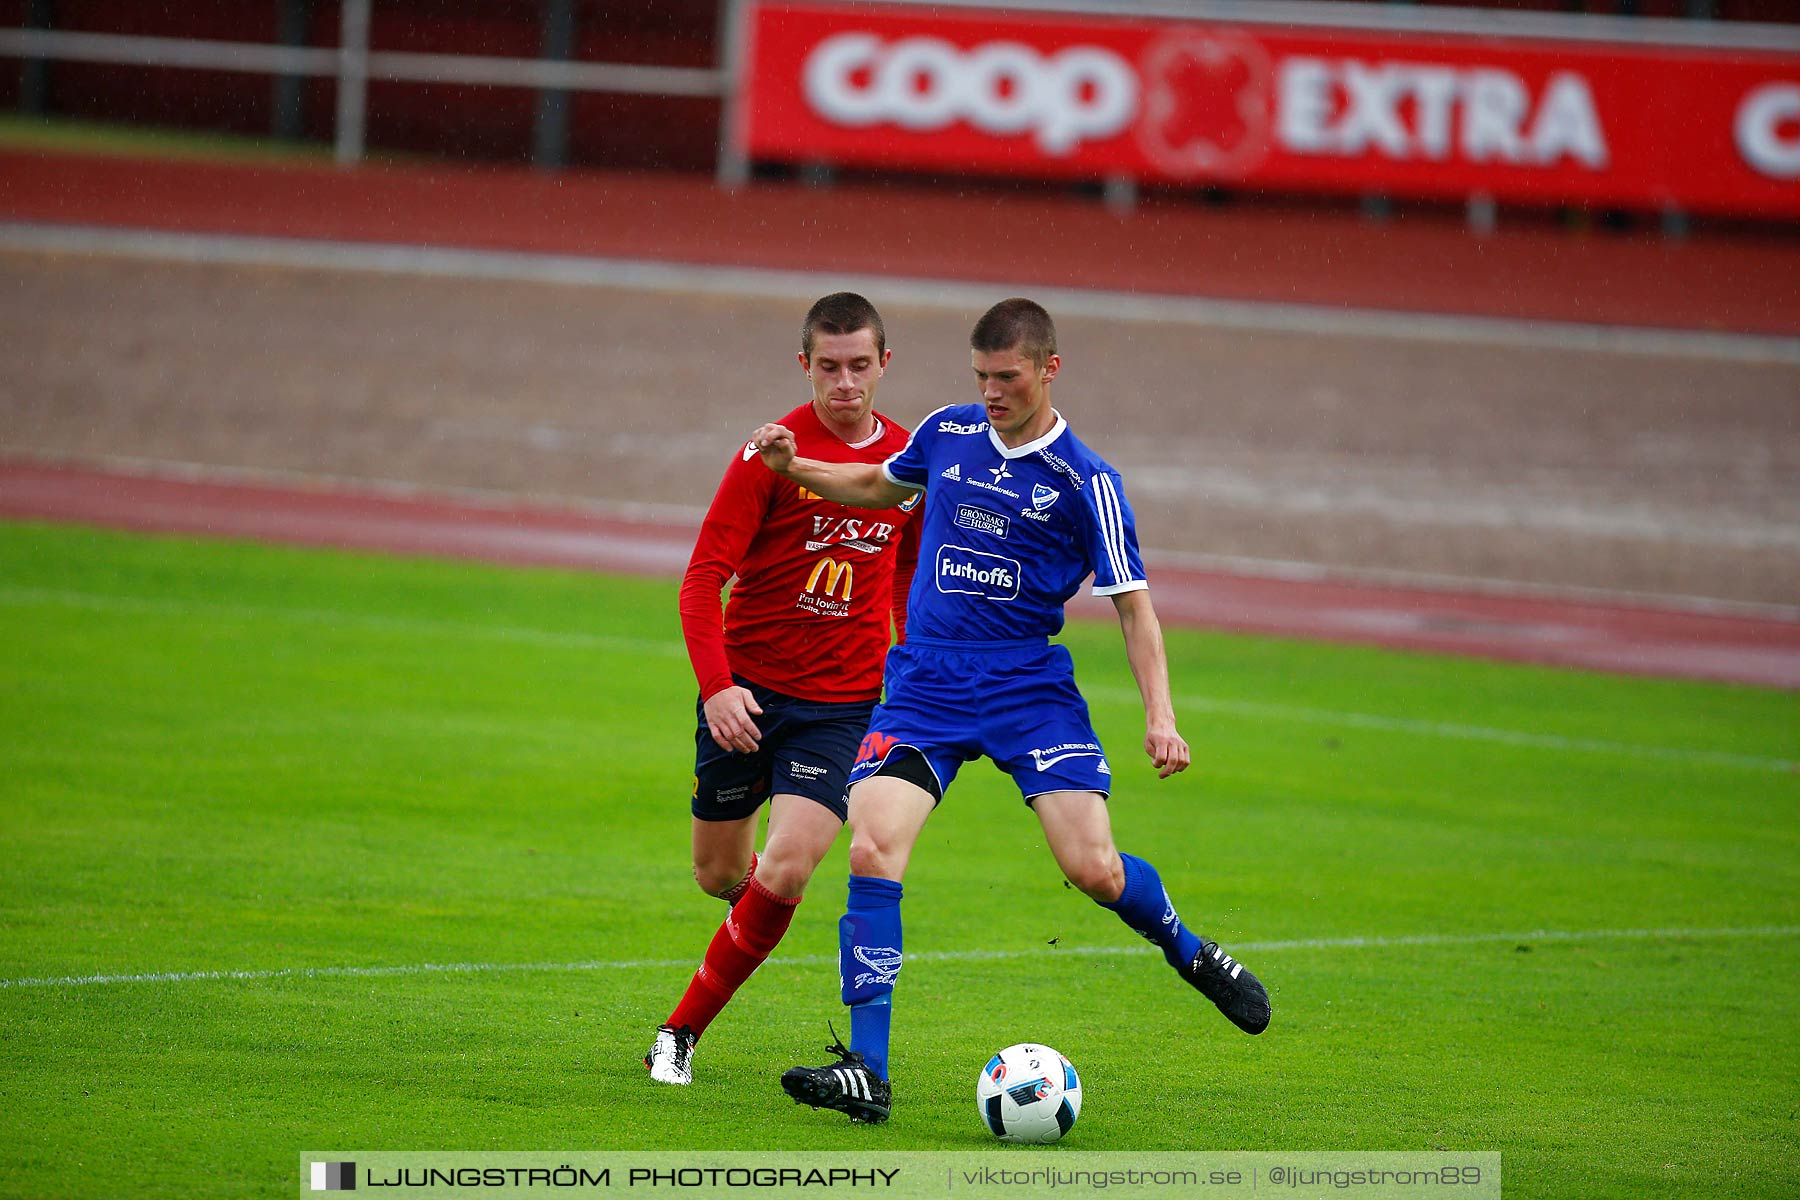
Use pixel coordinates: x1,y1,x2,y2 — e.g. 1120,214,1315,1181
806,557,854,600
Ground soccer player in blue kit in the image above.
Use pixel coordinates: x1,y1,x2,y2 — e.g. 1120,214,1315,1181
750,298,1271,1125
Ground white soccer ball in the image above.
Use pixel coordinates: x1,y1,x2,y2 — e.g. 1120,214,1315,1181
975,1043,1082,1144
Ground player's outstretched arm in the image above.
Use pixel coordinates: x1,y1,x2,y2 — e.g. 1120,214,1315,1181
751,422,916,510
1112,588,1191,779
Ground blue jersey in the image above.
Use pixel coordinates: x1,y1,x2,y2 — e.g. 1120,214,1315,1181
880,404,1147,642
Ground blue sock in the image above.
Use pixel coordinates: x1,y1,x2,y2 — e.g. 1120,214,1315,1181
839,874,903,1080
1100,852,1203,970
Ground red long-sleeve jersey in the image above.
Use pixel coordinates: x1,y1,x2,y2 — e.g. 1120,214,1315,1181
680,402,918,703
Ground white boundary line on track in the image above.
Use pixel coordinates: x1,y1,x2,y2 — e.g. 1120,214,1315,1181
4,925,1795,991
2,585,1791,772
5,222,1799,366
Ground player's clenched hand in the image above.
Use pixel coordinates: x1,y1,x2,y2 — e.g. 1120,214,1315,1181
751,423,797,474
703,685,764,754
1144,721,1190,779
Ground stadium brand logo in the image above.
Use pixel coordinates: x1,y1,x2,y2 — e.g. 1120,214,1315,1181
1737,83,1800,178
310,1162,356,1192
804,34,1138,155
806,557,855,600
955,503,1010,538
939,419,990,435
936,545,1021,601
1028,742,1106,772
799,31,1617,180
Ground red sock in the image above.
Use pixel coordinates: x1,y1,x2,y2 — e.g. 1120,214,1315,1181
667,875,800,1036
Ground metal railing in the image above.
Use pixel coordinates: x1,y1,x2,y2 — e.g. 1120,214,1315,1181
0,0,729,167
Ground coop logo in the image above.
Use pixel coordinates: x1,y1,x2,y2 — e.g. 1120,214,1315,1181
799,28,1620,179
1138,34,1276,175
310,1162,356,1191
803,33,1138,154
936,545,1021,600
1737,83,1800,179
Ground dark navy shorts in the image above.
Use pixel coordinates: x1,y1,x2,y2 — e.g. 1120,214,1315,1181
691,676,874,823
847,636,1112,805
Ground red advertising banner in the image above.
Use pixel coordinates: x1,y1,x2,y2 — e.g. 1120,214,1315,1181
731,1,1800,219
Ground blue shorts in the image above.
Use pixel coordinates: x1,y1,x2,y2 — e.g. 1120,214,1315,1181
848,636,1112,804
692,677,873,823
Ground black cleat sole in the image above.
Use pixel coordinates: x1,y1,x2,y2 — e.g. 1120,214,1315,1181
781,1067,890,1124
1186,942,1272,1035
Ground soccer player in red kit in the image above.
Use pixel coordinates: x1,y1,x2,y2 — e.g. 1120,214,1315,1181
645,293,919,1084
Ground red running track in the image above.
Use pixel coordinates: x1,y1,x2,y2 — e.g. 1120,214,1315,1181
5,460,1796,689
4,150,1799,334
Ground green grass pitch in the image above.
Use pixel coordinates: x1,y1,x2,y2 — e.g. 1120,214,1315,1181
1,521,1795,1198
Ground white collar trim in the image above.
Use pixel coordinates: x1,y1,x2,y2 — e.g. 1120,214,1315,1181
845,418,884,450
989,411,1067,459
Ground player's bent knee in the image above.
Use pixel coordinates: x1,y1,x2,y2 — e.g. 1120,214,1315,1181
1065,855,1125,902
846,835,896,881
752,854,814,899
693,858,750,898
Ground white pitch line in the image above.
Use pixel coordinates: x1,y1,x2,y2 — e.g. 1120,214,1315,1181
3,925,1795,991
3,585,1790,772
1087,685,1798,774
5,222,1798,365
